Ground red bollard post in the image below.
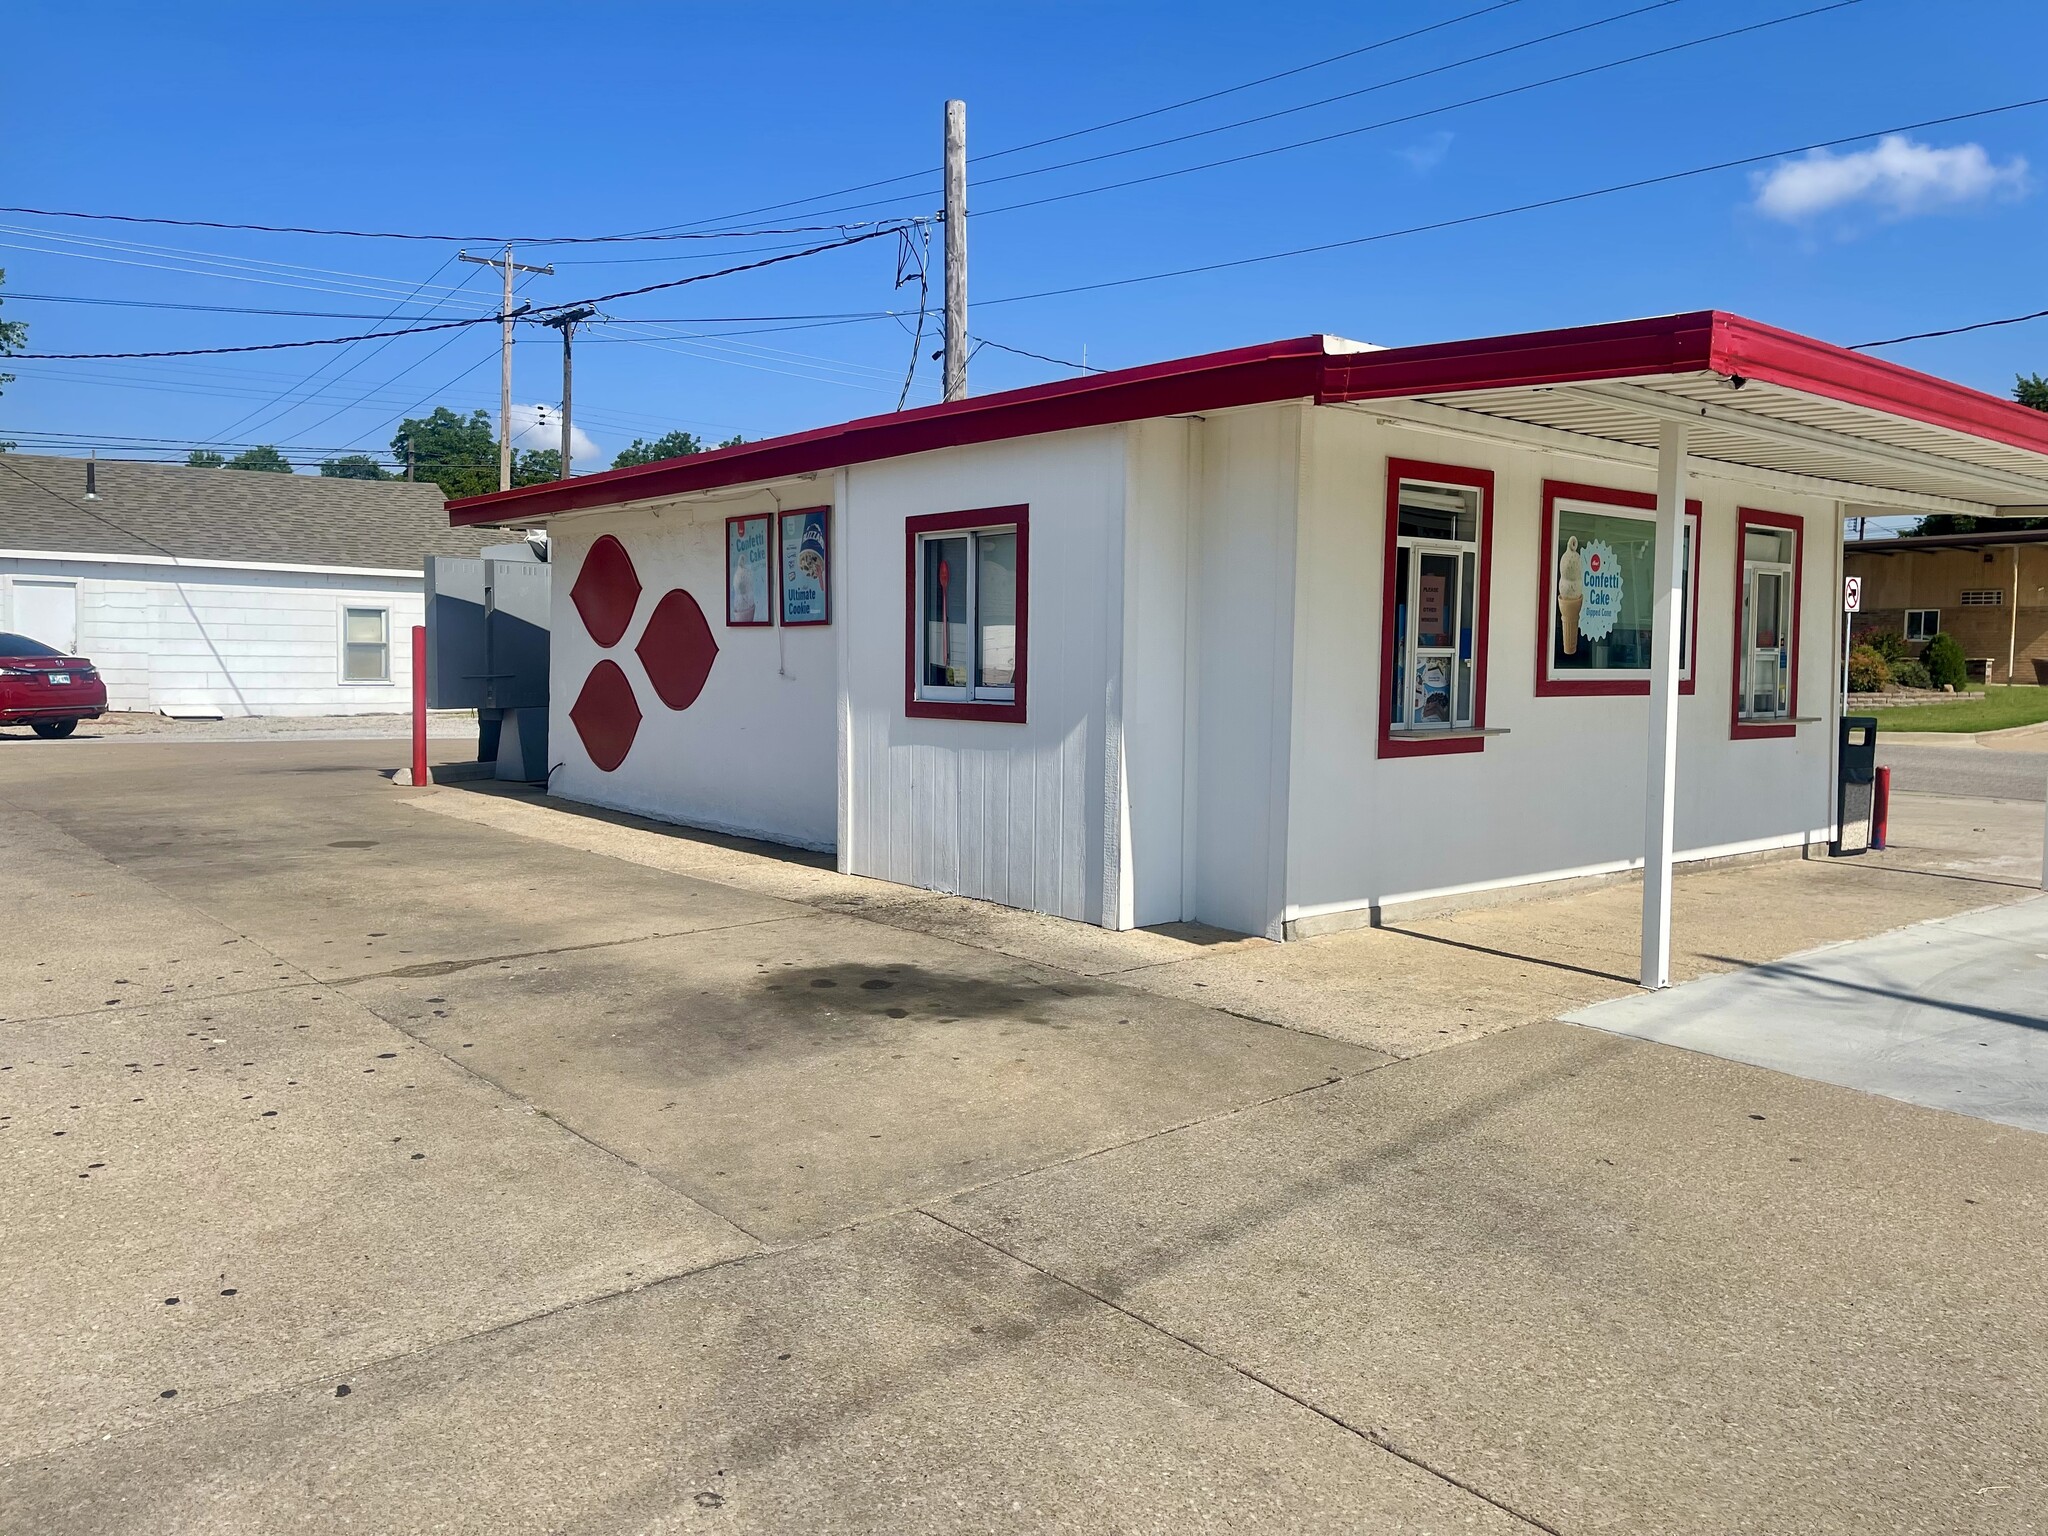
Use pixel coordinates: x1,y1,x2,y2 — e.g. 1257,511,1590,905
410,624,428,788
1871,764,1890,850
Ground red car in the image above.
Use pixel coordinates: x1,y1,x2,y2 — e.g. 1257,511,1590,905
0,632,108,738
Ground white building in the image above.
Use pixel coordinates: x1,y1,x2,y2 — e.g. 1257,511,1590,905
447,312,2048,977
0,454,493,715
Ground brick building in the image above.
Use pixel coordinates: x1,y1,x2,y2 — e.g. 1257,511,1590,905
1846,527,2048,684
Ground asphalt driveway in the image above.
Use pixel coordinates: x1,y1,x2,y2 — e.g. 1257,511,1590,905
2,739,2044,1533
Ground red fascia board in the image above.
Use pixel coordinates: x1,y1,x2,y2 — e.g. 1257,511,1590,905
1319,311,1724,403
1709,313,2048,459
448,334,1331,525
448,309,2048,527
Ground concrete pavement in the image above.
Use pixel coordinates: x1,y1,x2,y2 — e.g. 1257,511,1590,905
1569,895,2048,1133
3,738,2045,1533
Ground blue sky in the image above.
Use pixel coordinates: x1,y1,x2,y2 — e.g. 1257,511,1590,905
6,0,2048,475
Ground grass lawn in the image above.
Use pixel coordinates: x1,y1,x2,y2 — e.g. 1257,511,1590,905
1868,685,2048,733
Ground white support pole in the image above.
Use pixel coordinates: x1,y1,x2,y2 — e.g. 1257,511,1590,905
1641,420,1688,988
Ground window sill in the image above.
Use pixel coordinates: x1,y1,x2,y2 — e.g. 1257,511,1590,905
1378,725,1507,759
906,697,1028,725
1395,725,1511,741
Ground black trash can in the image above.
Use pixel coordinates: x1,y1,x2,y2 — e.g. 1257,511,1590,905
1835,715,1879,855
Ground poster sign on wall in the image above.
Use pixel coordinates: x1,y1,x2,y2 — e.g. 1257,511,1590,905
726,513,771,627
779,506,832,626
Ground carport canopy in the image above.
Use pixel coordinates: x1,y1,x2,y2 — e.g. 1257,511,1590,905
449,310,2048,979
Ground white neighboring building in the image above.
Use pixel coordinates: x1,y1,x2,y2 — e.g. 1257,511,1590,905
445,312,2048,959
0,454,494,715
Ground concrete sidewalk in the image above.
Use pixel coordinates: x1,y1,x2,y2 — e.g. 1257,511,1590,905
3,740,2044,1533
1571,896,2048,1132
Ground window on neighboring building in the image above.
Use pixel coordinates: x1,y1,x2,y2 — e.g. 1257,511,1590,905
905,507,1027,722
1379,460,1493,758
1959,589,2004,607
1732,511,1802,738
1537,481,1701,696
1904,608,1939,642
342,606,390,683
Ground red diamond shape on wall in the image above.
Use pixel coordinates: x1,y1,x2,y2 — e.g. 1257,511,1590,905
635,588,720,711
568,660,642,771
571,534,641,648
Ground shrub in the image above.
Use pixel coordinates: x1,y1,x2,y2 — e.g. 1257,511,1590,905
1847,644,1891,693
1922,631,1969,690
1889,658,1932,690
1860,628,1910,665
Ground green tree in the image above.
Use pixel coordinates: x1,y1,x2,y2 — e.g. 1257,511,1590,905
611,429,706,468
224,444,293,473
392,406,498,499
319,453,393,480
514,447,561,485
717,433,746,450
0,268,25,452
185,449,226,469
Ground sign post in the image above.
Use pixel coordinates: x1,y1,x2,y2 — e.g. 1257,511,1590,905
1842,574,1861,710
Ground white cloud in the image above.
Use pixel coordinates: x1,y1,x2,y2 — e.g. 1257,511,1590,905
1752,134,2028,223
1395,130,1454,175
508,401,604,473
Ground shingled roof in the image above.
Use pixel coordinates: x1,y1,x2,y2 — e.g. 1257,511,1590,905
0,454,497,570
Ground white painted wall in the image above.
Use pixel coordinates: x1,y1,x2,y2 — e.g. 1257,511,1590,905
0,557,422,715
548,491,838,849
1282,407,1841,928
841,431,1126,923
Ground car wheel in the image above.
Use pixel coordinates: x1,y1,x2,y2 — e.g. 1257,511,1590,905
31,720,78,739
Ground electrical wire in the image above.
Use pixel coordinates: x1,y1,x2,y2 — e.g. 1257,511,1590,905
14,225,910,360
969,336,1098,373
805,0,1862,226
1852,308,2048,350
634,0,1530,233
974,94,2048,310
0,206,909,244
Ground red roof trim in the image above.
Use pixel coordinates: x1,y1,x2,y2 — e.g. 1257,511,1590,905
448,311,2048,525
449,334,1329,525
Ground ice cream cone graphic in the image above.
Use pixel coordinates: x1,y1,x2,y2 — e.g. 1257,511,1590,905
1558,536,1584,656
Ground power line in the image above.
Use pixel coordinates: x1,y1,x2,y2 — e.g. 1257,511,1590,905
13,225,910,360
813,0,1862,226
636,0,1530,234
0,289,906,325
972,0,1700,197
969,336,1099,373
974,94,2048,310
0,206,908,244
1852,308,2048,350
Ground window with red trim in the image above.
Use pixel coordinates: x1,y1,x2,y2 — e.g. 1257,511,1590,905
1537,481,1701,697
1731,508,1803,740
905,505,1028,723
1379,459,1493,758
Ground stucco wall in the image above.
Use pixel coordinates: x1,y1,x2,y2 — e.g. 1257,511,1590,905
548,492,838,849
1283,407,1842,927
841,431,1125,924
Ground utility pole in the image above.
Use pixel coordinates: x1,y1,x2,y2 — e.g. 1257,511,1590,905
403,434,415,482
942,98,968,402
542,307,596,481
459,245,553,490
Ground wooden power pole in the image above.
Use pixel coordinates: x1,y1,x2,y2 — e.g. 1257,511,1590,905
459,245,553,489
542,307,597,480
943,99,968,402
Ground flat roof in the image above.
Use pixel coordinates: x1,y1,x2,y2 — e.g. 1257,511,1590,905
1846,527,2048,553
449,310,2048,526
